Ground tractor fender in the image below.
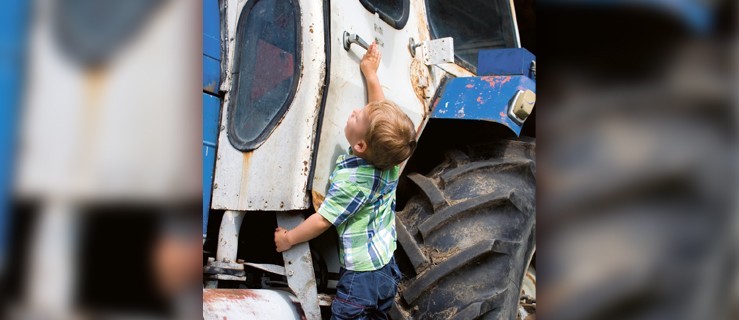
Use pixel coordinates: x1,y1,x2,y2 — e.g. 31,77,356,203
430,48,536,137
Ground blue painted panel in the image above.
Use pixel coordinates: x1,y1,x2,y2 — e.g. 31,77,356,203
477,48,535,79
203,94,221,146
202,144,216,236
203,54,221,94
203,93,221,236
0,0,28,264
431,76,536,136
203,0,221,60
203,0,221,237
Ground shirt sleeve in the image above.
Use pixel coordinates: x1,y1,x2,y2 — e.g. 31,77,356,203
317,177,368,227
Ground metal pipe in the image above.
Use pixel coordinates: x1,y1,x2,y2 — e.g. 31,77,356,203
216,210,245,263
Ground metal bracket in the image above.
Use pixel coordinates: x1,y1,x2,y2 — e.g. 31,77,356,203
244,262,286,276
276,212,321,320
409,37,454,65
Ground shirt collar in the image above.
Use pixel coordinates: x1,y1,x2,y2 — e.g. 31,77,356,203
339,147,371,169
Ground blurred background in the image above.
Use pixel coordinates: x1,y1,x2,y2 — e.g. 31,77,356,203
537,0,736,319
0,0,202,319
0,0,734,319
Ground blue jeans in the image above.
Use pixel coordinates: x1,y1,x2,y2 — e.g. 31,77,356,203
331,258,401,320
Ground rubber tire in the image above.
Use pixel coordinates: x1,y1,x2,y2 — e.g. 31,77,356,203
391,139,536,320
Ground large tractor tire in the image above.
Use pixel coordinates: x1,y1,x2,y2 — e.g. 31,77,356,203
392,139,536,320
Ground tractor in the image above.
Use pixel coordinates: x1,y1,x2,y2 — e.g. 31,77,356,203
202,0,536,319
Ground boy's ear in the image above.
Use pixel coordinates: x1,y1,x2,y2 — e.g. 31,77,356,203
353,140,368,154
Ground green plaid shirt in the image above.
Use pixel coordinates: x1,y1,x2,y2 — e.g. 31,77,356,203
317,149,398,271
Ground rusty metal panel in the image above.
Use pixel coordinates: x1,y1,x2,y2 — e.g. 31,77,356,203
211,0,326,211
203,289,304,320
276,212,321,320
310,0,433,202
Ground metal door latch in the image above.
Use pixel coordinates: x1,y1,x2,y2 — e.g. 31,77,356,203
409,37,454,65
343,31,369,51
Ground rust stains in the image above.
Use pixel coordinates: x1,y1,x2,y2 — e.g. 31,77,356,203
238,152,254,208
412,0,431,41
204,80,218,93
480,75,511,88
85,66,107,106
439,63,474,78
466,84,474,89
431,96,440,112
81,67,107,185
203,289,259,302
476,96,484,104
410,58,431,107
311,190,325,212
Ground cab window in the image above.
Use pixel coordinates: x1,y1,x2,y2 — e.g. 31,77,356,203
426,0,517,71
359,0,410,30
228,0,300,151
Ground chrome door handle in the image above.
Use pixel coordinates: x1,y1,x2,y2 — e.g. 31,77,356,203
343,31,369,51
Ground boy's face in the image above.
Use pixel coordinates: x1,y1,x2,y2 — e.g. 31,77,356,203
345,106,370,154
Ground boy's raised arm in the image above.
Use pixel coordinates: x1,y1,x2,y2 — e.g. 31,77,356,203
360,42,385,103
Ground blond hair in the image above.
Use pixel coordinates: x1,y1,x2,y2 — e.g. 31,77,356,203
363,100,417,169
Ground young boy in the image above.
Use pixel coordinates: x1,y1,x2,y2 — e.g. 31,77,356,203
274,42,417,319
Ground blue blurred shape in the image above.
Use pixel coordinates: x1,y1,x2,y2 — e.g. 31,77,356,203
0,0,28,266
539,0,713,34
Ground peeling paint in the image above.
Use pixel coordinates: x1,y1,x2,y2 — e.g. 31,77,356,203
480,75,512,88
456,107,465,118
204,80,219,93
410,58,431,105
203,289,258,302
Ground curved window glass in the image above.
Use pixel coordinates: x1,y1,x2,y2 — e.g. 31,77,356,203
426,0,517,71
359,0,410,30
228,0,300,151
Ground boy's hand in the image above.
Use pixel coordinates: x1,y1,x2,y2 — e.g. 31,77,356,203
274,227,292,252
360,42,381,78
